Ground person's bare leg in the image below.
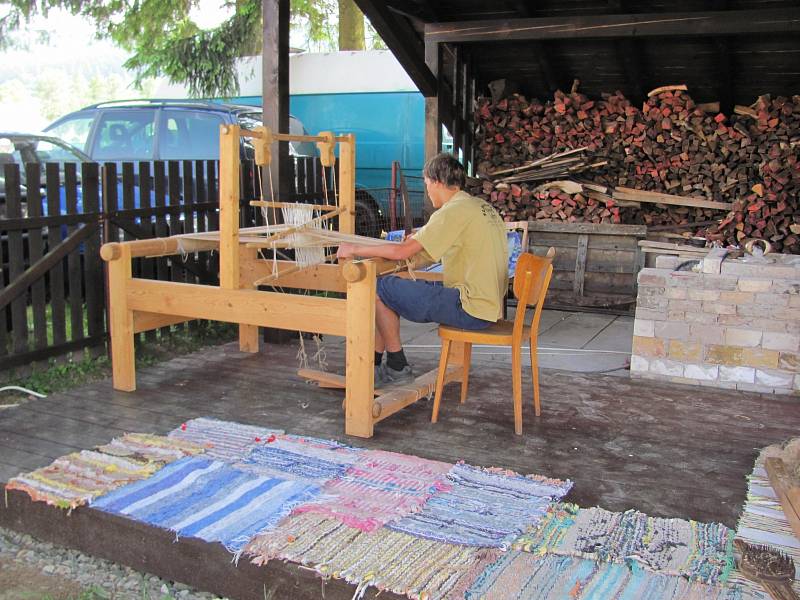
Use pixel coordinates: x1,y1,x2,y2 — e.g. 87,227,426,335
376,296,402,352
375,323,385,353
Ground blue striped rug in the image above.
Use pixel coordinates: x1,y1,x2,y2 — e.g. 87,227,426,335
236,444,350,482
386,463,572,548
93,456,320,552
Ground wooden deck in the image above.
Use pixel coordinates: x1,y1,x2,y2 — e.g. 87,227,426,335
2,337,798,525
0,337,798,597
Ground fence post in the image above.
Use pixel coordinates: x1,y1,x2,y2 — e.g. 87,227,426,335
389,161,399,231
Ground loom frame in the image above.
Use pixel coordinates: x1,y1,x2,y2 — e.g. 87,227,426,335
101,125,463,438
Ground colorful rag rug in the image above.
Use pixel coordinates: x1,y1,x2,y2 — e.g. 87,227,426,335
6,450,161,510
245,512,500,600
236,444,350,483
513,503,735,584
97,433,206,463
92,456,320,552
167,417,283,462
465,552,761,600
292,448,453,532
387,463,572,548
730,452,800,596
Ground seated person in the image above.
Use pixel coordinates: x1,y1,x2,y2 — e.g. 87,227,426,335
336,153,509,385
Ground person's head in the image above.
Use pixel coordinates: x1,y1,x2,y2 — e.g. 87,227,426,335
423,153,466,208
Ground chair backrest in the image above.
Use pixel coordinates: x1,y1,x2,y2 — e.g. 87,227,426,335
511,250,555,339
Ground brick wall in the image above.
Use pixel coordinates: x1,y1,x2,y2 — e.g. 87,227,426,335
631,253,800,395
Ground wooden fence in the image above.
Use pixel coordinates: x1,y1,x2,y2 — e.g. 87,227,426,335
0,157,336,373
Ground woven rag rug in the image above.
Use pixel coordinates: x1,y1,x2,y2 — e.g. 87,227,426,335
729,450,800,597
92,455,321,552
245,512,501,600
387,463,573,548
168,417,283,462
5,433,205,510
292,448,454,532
512,502,735,584
465,552,763,600
234,434,362,483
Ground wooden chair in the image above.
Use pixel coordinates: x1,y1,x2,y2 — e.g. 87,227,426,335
431,249,555,435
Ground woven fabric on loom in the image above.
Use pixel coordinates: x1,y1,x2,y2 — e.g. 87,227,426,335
387,463,572,548
292,449,453,532
92,456,320,552
730,453,800,596
465,552,761,600
6,450,161,510
511,503,735,584
96,433,206,463
167,417,283,462
244,512,500,600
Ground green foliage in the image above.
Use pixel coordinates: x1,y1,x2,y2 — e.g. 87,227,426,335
123,0,261,97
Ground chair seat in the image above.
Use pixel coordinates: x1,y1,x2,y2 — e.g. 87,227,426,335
438,320,530,345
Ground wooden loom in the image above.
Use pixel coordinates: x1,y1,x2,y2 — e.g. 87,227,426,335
100,125,464,438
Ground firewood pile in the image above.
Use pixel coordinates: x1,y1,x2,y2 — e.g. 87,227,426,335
470,84,800,253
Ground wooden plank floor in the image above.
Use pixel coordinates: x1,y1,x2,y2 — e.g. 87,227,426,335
1,338,798,527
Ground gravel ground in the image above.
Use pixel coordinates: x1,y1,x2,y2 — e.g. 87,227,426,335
0,526,225,600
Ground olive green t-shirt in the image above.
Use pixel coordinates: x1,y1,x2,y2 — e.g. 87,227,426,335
413,191,508,322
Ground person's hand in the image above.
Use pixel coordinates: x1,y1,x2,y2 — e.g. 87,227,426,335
337,243,356,259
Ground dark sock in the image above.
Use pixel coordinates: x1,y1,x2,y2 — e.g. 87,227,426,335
386,349,408,371
374,351,383,366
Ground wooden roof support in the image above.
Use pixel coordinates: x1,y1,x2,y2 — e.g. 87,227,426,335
424,8,800,43
262,0,290,198
354,0,437,96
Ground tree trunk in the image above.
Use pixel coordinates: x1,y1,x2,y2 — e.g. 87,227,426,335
338,0,365,50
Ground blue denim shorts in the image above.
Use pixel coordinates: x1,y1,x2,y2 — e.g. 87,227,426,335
376,276,493,330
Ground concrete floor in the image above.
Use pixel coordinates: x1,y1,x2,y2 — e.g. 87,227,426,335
324,308,634,375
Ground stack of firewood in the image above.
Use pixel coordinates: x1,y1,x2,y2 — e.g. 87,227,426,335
470,85,800,253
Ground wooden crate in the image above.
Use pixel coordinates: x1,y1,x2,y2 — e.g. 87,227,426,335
527,221,646,313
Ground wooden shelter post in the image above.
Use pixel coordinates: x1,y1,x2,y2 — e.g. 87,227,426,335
263,0,290,199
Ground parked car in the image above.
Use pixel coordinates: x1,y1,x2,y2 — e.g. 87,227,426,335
45,99,314,164
45,99,384,236
0,132,90,218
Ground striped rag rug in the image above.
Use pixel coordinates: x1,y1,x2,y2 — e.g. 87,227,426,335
244,512,500,600
270,434,364,465
465,552,762,600
97,433,206,463
236,444,350,483
6,450,161,510
292,448,453,532
92,456,320,553
387,463,572,548
168,417,283,462
513,503,735,584
729,451,800,597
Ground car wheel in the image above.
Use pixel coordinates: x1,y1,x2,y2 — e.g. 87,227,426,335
355,191,383,238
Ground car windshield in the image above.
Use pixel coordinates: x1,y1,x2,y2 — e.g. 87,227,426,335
0,135,87,178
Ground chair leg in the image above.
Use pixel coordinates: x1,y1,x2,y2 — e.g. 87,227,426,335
511,344,523,435
530,337,541,417
431,339,452,423
460,342,472,403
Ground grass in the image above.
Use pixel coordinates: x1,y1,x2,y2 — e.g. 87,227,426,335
2,321,237,399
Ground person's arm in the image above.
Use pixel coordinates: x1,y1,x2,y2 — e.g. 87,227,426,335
337,237,423,261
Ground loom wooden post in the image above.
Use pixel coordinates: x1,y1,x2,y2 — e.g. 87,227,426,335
238,246,260,352
338,134,356,235
220,124,259,352
345,260,376,438
107,244,136,391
